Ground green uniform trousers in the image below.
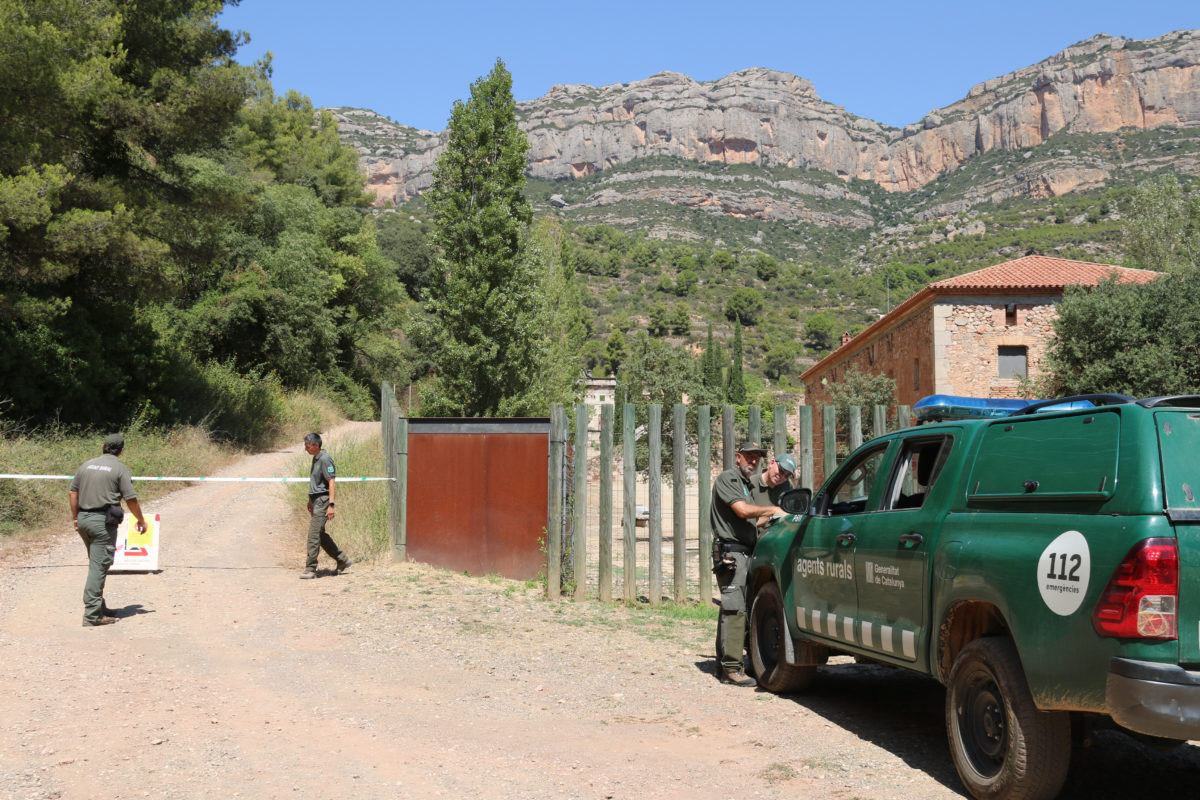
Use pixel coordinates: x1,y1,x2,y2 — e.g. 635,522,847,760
715,550,751,674
307,494,347,572
77,511,115,624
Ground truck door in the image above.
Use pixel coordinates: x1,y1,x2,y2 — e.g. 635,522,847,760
1156,410,1200,664
793,442,892,649
853,433,954,669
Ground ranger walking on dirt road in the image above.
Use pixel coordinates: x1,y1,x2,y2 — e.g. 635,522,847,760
300,433,354,579
68,433,146,626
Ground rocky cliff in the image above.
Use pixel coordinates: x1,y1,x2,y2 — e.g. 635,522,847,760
333,29,1200,208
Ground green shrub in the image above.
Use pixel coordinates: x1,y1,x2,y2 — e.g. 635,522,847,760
161,358,287,450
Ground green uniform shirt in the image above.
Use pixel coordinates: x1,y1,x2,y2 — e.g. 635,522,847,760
70,454,136,509
751,472,791,508
309,450,336,496
710,466,758,547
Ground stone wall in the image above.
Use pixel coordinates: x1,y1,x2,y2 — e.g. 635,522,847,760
936,296,1059,398
800,294,1063,485
803,303,935,486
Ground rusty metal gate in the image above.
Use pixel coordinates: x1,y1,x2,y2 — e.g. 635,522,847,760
404,418,549,580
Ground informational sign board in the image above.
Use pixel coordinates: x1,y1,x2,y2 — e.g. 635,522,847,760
111,513,160,571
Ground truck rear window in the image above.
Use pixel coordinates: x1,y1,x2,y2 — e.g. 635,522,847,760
1157,410,1200,511
968,411,1119,501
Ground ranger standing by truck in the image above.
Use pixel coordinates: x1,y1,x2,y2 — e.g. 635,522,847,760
710,441,784,685
747,393,1200,800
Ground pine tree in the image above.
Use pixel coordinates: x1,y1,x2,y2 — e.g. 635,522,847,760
418,59,536,416
726,321,747,404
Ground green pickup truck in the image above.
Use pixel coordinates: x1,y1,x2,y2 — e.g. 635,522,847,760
748,394,1200,800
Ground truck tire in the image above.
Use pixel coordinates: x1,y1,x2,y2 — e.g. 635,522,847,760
749,582,815,693
946,637,1070,800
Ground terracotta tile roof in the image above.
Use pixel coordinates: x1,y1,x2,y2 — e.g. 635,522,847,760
929,255,1161,291
799,256,1163,384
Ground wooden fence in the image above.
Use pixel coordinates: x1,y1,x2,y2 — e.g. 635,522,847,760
548,401,912,604
381,384,914,604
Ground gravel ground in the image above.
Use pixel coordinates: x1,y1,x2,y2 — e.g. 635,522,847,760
3,421,1200,799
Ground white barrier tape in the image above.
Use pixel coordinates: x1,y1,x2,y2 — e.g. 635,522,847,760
0,474,393,482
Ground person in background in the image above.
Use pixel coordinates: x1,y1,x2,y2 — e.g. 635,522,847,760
68,433,146,627
299,433,354,579
709,441,785,685
752,452,796,512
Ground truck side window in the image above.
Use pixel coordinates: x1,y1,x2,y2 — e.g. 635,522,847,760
824,446,888,516
887,436,952,510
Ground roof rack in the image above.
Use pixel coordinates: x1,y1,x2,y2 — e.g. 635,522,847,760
1138,395,1200,408
1012,393,1135,416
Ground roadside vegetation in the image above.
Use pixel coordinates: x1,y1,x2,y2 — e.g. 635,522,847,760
0,389,345,544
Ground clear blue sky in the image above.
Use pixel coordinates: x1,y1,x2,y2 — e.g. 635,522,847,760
218,1,1197,132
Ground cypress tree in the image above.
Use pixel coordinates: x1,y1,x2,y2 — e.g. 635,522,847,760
419,59,537,416
727,320,747,404
701,323,724,397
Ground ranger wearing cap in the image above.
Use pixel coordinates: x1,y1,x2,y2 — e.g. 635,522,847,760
68,433,146,627
709,441,785,685
752,452,797,509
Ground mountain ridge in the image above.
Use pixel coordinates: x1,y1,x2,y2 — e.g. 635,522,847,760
332,29,1200,211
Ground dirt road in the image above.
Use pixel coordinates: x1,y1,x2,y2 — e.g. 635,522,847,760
3,422,1199,799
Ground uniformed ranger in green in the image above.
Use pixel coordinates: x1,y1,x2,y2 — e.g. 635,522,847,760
751,453,796,508
68,433,146,627
710,441,785,685
299,433,353,579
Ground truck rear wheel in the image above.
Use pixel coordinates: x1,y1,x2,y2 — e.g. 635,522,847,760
749,582,815,693
946,637,1070,800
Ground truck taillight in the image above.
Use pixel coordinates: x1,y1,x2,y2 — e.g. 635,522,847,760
1092,538,1178,640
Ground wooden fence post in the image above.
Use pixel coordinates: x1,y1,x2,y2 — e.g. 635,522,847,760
773,404,788,463
392,416,408,562
849,406,863,452
573,403,588,601
898,404,912,429
872,404,887,439
547,404,564,598
722,405,735,469
598,405,614,603
798,404,814,491
673,403,687,603
698,405,713,604
622,403,636,603
823,405,837,478
648,403,663,605
749,405,761,445
382,382,406,563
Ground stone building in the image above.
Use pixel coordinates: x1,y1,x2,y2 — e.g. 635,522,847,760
798,255,1160,486
802,255,1161,410
583,375,617,433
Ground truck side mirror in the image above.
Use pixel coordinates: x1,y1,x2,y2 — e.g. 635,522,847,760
779,487,812,515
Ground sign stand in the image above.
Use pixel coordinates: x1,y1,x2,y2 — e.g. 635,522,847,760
112,513,160,571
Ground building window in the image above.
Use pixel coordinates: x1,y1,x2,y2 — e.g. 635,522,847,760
913,357,920,392
1005,303,1018,326
998,345,1027,379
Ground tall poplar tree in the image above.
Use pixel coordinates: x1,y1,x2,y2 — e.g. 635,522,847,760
416,59,537,416
699,323,726,404
726,321,747,404
525,216,586,409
